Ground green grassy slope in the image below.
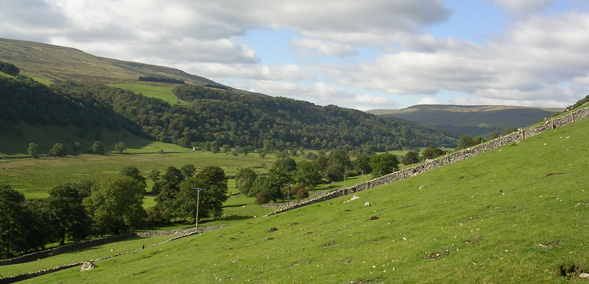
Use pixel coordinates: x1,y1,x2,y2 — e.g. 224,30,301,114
106,83,180,105
0,144,270,199
17,111,588,283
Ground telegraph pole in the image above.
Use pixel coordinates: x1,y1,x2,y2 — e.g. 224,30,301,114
284,183,293,201
192,187,206,231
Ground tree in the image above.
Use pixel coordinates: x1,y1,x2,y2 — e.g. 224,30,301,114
0,185,26,257
489,129,501,139
472,136,485,145
153,166,185,220
147,169,160,183
422,145,446,160
27,143,39,158
120,166,147,188
22,200,53,251
176,166,228,221
47,183,92,245
275,157,297,173
90,141,104,154
252,168,291,202
72,142,81,154
329,149,352,170
180,164,196,178
295,160,322,187
255,191,271,205
353,154,373,174
295,186,309,201
315,153,329,171
48,143,67,157
162,166,185,185
456,135,473,150
114,142,126,154
370,153,399,178
0,61,20,76
402,151,420,165
84,176,146,235
236,167,257,195
326,164,345,182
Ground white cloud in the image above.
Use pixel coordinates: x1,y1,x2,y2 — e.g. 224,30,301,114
1,0,588,110
176,62,313,82
324,11,589,108
494,0,553,14
415,97,442,105
291,39,357,58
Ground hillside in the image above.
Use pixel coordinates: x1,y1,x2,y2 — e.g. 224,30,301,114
0,71,456,155
0,38,255,97
368,104,561,137
4,104,588,283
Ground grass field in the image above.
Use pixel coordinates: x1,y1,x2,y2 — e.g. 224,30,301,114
0,71,14,78
107,83,182,105
0,149,271,199
21,71,54,85
6,106,588,283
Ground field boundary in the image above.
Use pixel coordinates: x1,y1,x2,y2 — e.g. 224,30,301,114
0,225,223,266
265,106,589,217
0,225,225,284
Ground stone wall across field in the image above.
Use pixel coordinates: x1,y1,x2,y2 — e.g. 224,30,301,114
0,226,223,266
0,225,225,284
265,106,589,217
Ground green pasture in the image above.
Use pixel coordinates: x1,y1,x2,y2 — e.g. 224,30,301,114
0,150,271,199
107,83,182,105
0,71,14,78
22,71,54,85
0,234,175,278
8,104,588,283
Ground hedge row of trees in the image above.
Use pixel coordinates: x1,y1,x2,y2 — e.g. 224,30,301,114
235,150,400,204
0,61,20,76
27,141,108,158
0,165,228,258
138,76,184,84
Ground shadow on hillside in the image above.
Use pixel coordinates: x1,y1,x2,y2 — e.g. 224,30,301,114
220,215,252,221
223,203,249,208
0,124,154,156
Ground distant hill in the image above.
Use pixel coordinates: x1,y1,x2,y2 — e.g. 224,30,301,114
368,104,561,137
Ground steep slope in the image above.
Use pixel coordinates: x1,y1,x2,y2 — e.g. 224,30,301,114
0,77,457,154
1,38,457,152
0,38,220,87
369,104,560,137
21,106,589,283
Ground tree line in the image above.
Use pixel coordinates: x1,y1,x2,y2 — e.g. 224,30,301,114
0,61,20,76
0,165,227,258
0,75,456,155
138,75,185,84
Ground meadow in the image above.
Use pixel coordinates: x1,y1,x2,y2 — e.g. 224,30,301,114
106,83,181,105
0,148,270,199
4,106,587,283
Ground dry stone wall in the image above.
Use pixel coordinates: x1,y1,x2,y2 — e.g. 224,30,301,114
0,226,223,266
265,106,589,217
0,225,225,284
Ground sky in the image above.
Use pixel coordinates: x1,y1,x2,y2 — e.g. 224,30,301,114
1,0,589,110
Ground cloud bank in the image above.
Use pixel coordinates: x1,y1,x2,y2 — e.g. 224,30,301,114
1,0,587,109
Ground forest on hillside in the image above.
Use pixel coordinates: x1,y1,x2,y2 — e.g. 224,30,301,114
0,77,457,152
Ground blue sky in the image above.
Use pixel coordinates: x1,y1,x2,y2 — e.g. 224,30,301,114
1,0,589,110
